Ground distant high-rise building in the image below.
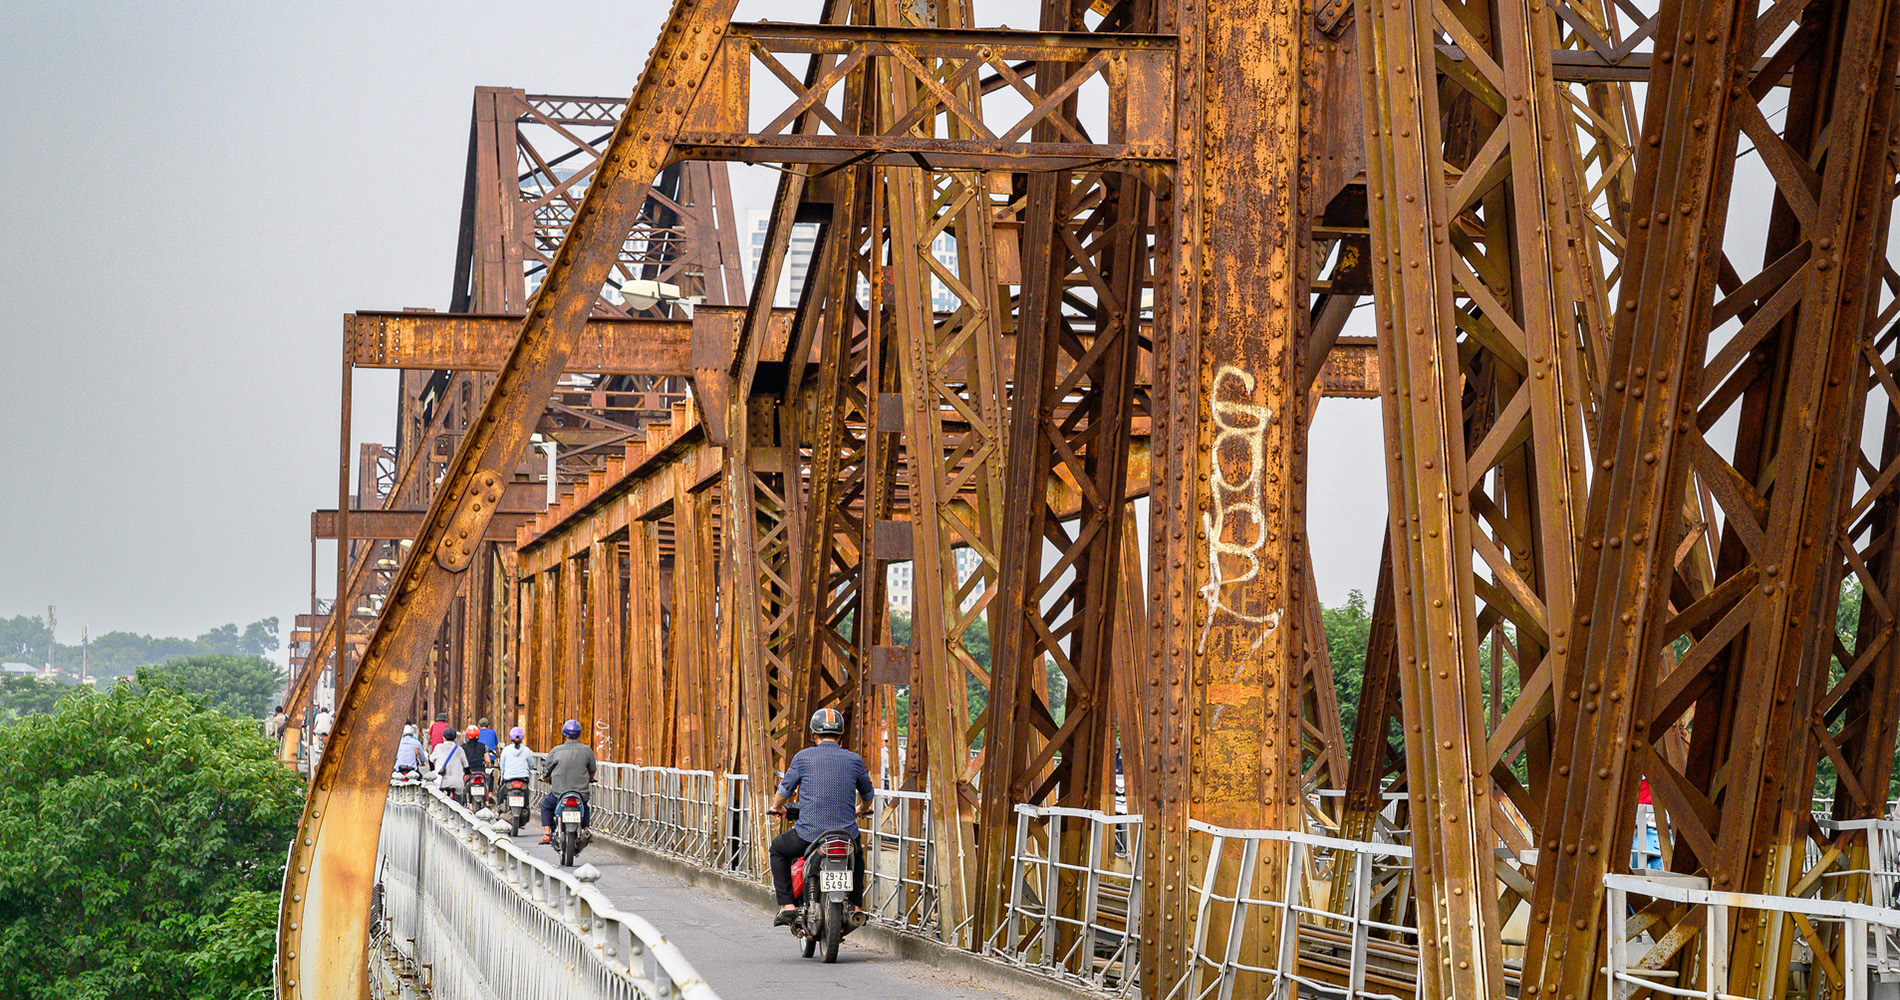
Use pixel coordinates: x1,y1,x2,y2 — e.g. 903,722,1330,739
744,209,819,308
928,231,960,314
745,208,963,313
886,547,984,615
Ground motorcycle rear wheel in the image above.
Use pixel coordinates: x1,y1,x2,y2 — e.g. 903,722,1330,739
560,828,577,866
822,898,844,963
800,913,817,958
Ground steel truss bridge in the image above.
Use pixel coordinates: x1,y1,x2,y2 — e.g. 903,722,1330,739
277,0,1900,996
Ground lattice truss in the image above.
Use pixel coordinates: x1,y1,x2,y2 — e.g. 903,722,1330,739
512,96,745,314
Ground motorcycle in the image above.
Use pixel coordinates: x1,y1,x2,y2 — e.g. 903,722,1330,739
464,771,488,810
552,792,591,866
503,777,532,835
782,807,869,963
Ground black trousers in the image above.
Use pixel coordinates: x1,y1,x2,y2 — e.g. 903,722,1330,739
770,829,864,907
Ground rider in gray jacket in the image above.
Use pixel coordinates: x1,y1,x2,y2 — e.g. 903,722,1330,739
537,719,597,843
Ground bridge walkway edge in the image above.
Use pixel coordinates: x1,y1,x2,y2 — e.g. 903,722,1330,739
509,828,1098,1000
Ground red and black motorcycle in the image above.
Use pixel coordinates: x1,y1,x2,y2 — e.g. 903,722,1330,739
502,777,532,835
552,792,590,867
781,808,869,963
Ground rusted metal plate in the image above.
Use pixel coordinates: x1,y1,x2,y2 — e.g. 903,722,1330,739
344,307,794,376
867,645,911,685
310,508,533,541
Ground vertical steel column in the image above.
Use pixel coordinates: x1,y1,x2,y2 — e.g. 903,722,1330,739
1354,0,1607,987
1143,0,1313,990
868,0,1013,942
726,396,800,865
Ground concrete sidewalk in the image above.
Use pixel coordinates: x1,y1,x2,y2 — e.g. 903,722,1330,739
506,827,1061,1000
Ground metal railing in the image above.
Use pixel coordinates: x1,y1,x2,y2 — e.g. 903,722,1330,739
1168,820,1422,1000
584,764,729,869
375,780,719,1000
718,772,756,875
1815,818,1900,913
861,787,941,936
632,766,720,865
1605,870,1900,1000
986,803,1144,994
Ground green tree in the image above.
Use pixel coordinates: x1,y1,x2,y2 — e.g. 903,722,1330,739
139,655,286,720
1823,579,1900,807
0,681,303,1000
1321,590,1373,737
0,615,50,664
0,676,77,721
238,618,281,658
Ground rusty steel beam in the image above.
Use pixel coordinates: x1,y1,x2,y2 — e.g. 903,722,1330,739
275,3,743,996
1355,0,1613,984
975,1,1154,954
310,508,533,542
344,307,798,376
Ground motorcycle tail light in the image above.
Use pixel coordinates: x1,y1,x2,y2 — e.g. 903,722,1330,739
824,839,850,857
561,795,582,808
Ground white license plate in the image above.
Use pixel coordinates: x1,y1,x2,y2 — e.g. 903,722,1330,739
819,869,852,893
561,810,583,824
509,794,525,808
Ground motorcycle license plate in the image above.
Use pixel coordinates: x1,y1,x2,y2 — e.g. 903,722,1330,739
509,794,525,808
561,810,583,824
819,870,851,893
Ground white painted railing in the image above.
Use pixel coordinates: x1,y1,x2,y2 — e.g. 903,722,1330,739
1814,818,1900,914
718,772,757,875
1168,820,1422,1000
1605,870,1900,1000
985,804,1144,994
862,787,941,936
375,780,718,1000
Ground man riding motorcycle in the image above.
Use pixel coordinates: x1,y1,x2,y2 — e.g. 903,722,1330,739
537,719,597,845
767,708,874,926
394,723,427,776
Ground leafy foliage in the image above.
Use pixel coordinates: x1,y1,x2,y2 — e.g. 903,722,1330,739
887,612,1015,738
138,655,287,720
0,681,303,1000
1320,590,1374,737
0,676,79,721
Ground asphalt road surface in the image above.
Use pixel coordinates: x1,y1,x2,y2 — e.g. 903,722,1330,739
509,828,1044,1000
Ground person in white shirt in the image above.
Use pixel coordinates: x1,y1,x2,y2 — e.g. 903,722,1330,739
497,727,535,783
431,735,467,794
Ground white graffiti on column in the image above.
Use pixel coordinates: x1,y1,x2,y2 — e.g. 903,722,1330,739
1199,365,1285,654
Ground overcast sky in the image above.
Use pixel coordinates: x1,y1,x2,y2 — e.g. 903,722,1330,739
0,1,1389,655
